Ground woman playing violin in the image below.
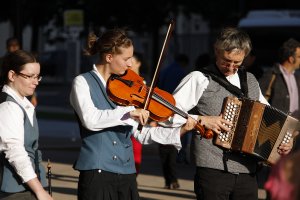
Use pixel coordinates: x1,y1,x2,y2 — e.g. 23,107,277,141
69,28,197,200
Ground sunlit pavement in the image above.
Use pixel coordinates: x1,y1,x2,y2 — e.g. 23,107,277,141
38,118,267,200
38,118,196,200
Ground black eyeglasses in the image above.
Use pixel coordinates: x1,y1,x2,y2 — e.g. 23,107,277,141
16,72,42,82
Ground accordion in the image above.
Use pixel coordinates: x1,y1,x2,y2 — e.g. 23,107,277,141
214,96,300,164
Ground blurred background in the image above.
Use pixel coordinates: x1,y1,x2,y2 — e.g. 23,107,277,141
1,0,300,132
1,2,300,199
1,0,300,85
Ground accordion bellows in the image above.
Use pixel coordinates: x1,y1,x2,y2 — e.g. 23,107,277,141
214,96,300,164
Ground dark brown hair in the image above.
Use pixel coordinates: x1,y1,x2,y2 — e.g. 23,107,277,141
84,28,133,61
278,38,300,63
0,50,37,86
6,37,20,48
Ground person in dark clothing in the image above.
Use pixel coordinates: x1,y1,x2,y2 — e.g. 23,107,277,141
158,54,189,93
129,51,151,175
259,38,300,120
157,53,189,189
243,49,264,80
258,38,300,199
194,53,211,71
0,37,21,70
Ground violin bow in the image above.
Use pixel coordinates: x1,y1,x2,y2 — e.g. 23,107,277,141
143,20,175,112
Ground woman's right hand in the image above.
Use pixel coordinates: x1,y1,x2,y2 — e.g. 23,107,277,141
130,109,150,125
27,178,53,200
36,189,53,200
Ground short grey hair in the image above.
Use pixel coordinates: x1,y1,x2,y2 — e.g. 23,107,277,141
214,27,252,56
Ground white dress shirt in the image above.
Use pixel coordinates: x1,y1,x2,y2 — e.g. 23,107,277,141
168,71,269,127
0,85,37,183
69,65,182,149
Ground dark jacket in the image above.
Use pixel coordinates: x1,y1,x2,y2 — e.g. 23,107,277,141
259,63,300,119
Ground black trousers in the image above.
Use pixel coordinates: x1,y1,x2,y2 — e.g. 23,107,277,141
194,167,258,200
78,169,139,200
158,144,178,186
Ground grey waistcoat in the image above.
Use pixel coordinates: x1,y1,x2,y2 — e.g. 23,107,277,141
0,92,47,193
191,72,260,174
73,71,135,174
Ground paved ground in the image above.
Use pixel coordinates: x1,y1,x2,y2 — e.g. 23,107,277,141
39,123,267,200
35,83,267,200
40,136,196,200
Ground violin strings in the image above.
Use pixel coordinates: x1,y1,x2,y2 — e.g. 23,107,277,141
130,81,188,118
152,92,188,119
130,81,207,134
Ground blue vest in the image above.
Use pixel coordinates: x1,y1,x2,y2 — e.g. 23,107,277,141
0,92,47,193
73,71,135,174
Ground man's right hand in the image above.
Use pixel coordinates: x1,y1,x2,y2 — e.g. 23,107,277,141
198,115,232,134
180,116,198,136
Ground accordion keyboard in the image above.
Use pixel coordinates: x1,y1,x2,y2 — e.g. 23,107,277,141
281,131,293,144
217,97,242,147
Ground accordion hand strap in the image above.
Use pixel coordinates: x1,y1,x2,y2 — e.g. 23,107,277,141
200,65,248,98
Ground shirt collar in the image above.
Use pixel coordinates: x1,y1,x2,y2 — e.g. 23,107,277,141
279,64,295,75
93,64,107,87
2,85,34,110
226,71,239,81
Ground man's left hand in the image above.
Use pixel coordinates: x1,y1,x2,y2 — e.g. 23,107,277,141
277,136,294,155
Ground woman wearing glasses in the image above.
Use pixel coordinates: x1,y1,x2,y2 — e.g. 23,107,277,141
0,50,52,200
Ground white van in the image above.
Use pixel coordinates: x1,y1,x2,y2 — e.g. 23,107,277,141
238,10,300,67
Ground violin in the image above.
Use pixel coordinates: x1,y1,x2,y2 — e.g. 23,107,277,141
107,69,214,139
